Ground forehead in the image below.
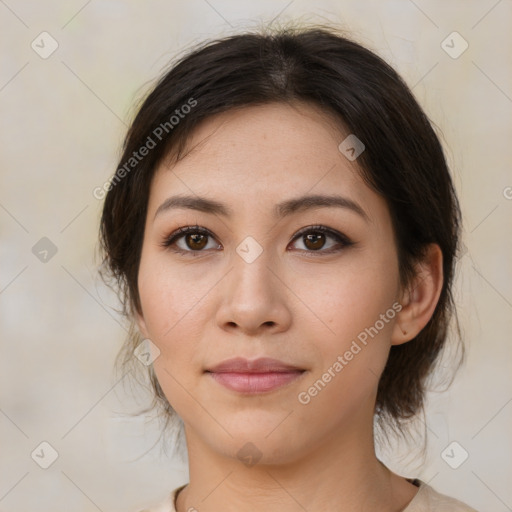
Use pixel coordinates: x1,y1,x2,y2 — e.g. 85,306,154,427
148,102,385,224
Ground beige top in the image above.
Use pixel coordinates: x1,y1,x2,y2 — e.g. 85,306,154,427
139,480,479,511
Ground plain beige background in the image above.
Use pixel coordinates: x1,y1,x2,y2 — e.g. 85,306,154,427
1,1,511,511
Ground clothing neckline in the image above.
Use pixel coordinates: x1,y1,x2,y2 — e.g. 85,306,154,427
173,478,422,511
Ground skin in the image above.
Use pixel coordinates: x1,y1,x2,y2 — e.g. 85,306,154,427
135,102,444,512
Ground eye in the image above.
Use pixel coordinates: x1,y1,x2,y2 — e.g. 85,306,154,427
288,225,354,256
160,224,354,257
160,225,220,256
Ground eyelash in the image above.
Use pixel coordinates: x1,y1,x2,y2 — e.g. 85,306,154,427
160,224,354,258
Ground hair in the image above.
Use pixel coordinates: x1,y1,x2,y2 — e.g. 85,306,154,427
99,24,463,447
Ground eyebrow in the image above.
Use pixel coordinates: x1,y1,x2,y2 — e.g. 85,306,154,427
153,193,370,222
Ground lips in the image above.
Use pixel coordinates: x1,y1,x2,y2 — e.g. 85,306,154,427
206,357,303,373
205,357,306,394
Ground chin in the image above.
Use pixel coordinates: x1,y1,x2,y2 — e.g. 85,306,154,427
214,428,308,467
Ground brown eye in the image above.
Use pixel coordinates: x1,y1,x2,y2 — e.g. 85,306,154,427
162,224,353,257
290,225,354,256
161,226,219,255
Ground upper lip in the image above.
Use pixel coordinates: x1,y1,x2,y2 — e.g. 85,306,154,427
206,357,304,373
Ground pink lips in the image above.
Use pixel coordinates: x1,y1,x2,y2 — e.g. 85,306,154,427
205,357,305,394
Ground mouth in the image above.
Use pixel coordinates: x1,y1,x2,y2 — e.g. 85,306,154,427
205,357,306,394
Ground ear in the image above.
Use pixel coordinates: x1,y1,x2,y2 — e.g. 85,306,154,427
391,243,444,346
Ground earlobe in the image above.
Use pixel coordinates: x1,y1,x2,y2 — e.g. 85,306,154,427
391,244,444,346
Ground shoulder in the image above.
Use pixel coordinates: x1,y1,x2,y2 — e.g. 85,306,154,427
136,484,187,512
405,480,479,512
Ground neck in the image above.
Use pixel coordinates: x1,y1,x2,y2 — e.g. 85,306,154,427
176,410,418,512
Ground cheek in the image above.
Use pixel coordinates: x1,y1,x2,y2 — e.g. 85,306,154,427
137,253,204,339
137,260,207,414
136,251,223,393
294,269,399,425
315,253,399,337
304,248,400,398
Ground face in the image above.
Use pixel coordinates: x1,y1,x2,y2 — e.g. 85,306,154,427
136,102,405,464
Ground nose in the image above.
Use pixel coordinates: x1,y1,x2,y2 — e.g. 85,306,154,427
215,250,292,336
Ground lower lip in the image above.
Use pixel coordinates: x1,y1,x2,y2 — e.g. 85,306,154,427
207,371,304,394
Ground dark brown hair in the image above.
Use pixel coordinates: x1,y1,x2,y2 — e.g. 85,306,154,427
99,25,462,439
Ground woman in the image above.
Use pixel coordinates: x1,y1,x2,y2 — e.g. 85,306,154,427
99,25,478,512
